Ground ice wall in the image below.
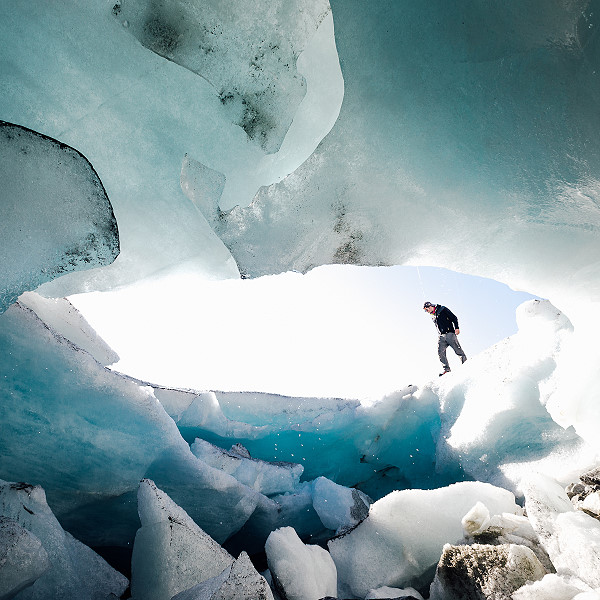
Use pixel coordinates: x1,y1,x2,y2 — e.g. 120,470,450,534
208,0,600,301
115,0,330,154
0,0,342,295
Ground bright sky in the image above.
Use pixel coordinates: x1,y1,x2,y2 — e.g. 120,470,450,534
69,265,536,402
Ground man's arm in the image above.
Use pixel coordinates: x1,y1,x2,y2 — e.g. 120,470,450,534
446,308,460,334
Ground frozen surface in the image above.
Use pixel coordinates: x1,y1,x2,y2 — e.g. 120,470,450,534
131,479,234,600
0,122,118,313
265,526,337,600
522,473,600,589
328,481,520,597
3,1,600,595
0,480,128,600
431,298,584,489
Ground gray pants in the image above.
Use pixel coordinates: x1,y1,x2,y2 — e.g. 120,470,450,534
438,333,467,370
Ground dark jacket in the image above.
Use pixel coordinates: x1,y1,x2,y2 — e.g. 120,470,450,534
432,305,459,334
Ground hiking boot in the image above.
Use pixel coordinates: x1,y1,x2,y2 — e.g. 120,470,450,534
439,368,451,377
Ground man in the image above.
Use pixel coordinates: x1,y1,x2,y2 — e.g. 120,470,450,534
423,301,467,376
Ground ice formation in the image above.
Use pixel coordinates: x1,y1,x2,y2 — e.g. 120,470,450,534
0,479,128,599
0,122,119,313
170,550,273,600
265,526,337,600
328,481,521,597
0,517,50,599
131,479,235,600
2,0,600,598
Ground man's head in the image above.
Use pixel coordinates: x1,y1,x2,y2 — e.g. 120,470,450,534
423,301,435,314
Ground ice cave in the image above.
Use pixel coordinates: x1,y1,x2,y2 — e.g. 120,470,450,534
1,0,600,599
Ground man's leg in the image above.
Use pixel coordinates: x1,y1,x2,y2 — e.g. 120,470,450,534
447,333,467,363
437,335,451,371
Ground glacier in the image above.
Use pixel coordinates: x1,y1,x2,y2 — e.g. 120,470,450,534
2,0,600,599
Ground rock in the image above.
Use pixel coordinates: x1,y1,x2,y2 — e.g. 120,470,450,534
578,491,600,520
429,543,547,600
580,466,600,488
565,482,587,499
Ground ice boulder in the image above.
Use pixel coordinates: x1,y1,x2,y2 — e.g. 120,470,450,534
153,389,263,440
171,551,273,600
428,543,547,600
0,480,128,600
0,121,119,313
0,517,50,600
191,439,303,495
365,586,424,599
512,573,600,600
131,479,235,600
328,481,520,597
311,476,370,533
265,526,337,600
523,473,600,589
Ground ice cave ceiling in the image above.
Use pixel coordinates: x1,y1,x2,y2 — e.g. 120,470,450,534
2,0,600,598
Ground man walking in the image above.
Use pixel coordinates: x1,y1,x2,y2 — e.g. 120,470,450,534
423,301,467,376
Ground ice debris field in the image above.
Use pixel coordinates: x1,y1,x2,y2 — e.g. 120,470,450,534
2,1,600,599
